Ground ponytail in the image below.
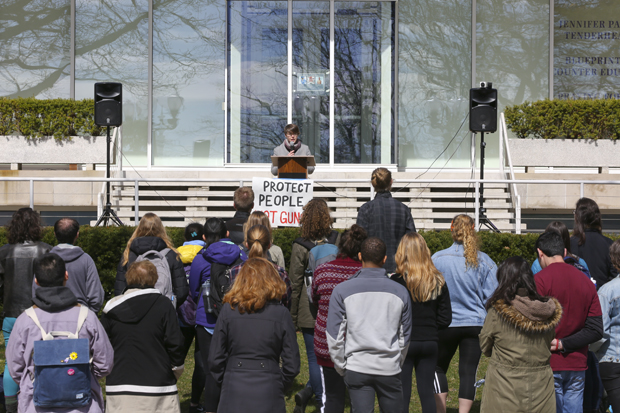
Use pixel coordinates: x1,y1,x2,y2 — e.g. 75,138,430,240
450,214,479,269
246,225,271,259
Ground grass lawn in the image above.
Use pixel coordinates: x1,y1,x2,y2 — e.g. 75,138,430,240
1,332,488,413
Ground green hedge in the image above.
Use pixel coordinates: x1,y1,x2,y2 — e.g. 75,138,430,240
504,99,620,140
0,97,104,139
0,226,588,300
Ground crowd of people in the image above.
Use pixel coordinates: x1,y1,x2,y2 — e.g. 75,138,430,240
0,168,618,413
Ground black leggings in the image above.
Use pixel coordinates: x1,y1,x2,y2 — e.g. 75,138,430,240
180,325,207,405
196,327,221,412
435,326,482,401
401,340,438,413
600,362,620,412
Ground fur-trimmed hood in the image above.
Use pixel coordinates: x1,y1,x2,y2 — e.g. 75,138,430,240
493,297,562,334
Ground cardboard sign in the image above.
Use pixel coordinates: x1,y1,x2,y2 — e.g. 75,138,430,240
252,177,313,227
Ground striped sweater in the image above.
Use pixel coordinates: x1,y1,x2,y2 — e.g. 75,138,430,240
311,256,362,367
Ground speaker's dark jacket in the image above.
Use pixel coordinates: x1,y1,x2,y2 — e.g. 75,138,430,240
0,241,51,317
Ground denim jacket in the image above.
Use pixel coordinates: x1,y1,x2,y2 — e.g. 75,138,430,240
431,242,498,327
594,277,620,362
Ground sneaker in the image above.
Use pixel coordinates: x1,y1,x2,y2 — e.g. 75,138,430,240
189,405,205,413
293,386,314,413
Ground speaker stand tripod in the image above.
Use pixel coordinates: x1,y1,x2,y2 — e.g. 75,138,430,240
95,126,123,227
477,132,499,233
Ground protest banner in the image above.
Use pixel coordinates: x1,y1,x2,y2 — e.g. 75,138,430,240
252,177,313,227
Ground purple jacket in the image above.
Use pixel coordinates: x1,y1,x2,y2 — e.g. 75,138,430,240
6,305,114,413
189,239,247,329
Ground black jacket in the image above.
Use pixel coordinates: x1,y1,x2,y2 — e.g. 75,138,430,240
225,211,250,245
391,274,452,341
0,241,51,317
115,236,189,306
101,288,185,391
209,302,300,413
571,229,619,288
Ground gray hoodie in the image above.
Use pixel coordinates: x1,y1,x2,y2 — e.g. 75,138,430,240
33,244,104,312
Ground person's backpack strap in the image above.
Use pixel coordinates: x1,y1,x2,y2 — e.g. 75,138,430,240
326,230,339,245
24,305,88,340
137,249,167,261
293,237,315,251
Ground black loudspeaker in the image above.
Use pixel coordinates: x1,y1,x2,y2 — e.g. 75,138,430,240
94,82,122,127
469,83,497,133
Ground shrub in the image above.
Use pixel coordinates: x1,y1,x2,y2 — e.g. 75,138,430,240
0,97,104,139
505,99,620,140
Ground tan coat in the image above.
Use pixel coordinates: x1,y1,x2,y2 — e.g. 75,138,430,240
479,298,562,413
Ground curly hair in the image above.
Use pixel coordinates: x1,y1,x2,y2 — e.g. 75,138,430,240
300,199,332,241
451,214,479,269
611,239,620,272
7,207,42,244
122,213,179,265
395,232,445,302
337,224,367,260
224,257,286,314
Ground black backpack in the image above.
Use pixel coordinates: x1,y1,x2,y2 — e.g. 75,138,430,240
206,254,245,317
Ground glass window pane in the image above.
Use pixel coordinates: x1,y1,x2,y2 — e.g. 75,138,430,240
292,2,330,163
398,0,471,168
334,2,394,164
153,0,226,166
477,0,549,167
0,0,70,98
228,1,288,164
75,0,149,166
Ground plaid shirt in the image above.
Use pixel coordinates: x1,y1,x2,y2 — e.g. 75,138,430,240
356,191,416,272
229,262,292,310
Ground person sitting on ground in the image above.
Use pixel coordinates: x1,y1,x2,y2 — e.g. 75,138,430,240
271,124,315,175
356,167,416,273
229,224,291,309
0,207,51,412
102,261,185,413
243,211,285,268
226,187,254,245
326,237,412,412
208,257,300,413
480,256,562,413
33,217,104,312
7,253,114,413
534,231,603,413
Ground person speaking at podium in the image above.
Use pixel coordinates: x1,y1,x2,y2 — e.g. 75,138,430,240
271,124,315,175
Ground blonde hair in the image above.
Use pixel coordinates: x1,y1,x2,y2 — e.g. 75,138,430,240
451,214,479,269
395,233,445,302
122,213,179,265
126,261,158,287
224,257,286,314
244,211,272,243
371,167,392,191
246,225,271,259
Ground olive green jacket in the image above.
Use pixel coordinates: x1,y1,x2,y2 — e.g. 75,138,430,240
480,298,562,413
289,234,341,329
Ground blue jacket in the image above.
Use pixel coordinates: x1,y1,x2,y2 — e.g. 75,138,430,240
531,256,589,275
189,239,247,329
431,242,498,327
595,277,620,363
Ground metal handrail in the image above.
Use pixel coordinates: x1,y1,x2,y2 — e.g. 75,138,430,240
499,112,522,233
6,176,620,232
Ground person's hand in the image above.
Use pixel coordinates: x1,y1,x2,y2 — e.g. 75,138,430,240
550,339,564,352
288,150,295,156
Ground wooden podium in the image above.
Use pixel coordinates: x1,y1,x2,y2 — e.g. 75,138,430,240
271,156,315,179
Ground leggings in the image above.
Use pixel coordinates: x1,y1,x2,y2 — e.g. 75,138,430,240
196,327,221,412
320,366,346,413
180,325,206,405
435,326,482,401
600,362,620,412
401,340,438,413
3,317,18,400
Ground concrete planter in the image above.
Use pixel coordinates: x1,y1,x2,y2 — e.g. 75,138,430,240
508,138,620,168
0,135,108,164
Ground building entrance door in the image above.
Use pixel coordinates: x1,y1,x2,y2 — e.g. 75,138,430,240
227,0,395,166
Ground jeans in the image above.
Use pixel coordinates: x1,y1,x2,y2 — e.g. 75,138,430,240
554,370,586,413
302,328,324,402
3,317,18,398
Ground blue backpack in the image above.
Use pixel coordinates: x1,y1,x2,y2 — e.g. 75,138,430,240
294,230,339,303
25,305,91,409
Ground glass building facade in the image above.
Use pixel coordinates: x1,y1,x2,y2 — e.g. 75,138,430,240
1,0,617,169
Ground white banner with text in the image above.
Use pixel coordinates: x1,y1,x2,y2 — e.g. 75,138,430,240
252,177,313,227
